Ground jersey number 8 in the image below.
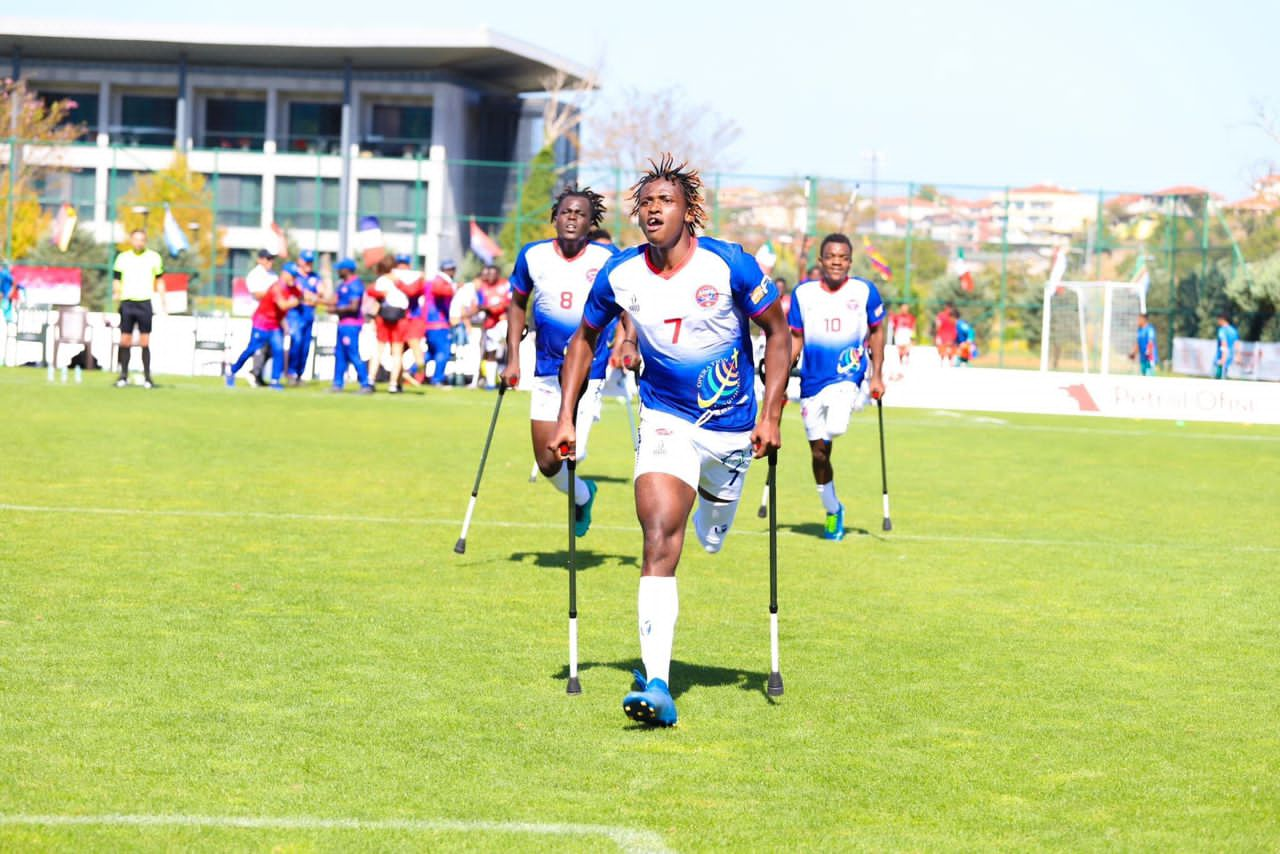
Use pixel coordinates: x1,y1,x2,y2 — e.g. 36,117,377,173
560,291,574,309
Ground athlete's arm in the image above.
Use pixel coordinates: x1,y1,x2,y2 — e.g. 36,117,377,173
613,313,639,369
751,301,789,458
502,290,529,388
550,323,600,459
866,322,886,399
789,328,804,368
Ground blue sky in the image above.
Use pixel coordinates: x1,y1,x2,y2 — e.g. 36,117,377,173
15,0,1279,197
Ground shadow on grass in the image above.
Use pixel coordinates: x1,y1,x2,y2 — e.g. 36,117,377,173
779,521,872,539
508,549,638,571
552,658,775,701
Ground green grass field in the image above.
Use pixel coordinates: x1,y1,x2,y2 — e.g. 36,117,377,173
2,367,1279,851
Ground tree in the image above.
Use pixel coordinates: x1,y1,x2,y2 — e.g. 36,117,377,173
1,80,85,261
496,145,558,264
116,154,226,294
583,86,742,175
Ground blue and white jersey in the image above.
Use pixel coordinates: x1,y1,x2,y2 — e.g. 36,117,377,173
289,271,322,321
1216,323,1239,364
510,239,618,379
583,236,778,432
787,276,884,399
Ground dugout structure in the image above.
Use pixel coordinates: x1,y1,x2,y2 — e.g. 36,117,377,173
1040,281,1146,374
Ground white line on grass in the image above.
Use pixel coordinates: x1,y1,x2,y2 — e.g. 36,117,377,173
0,813,673,853
3,502,1278,555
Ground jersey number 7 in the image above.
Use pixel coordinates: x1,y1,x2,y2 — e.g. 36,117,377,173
664,317,682,343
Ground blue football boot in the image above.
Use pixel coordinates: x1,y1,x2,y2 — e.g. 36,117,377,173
824,504,845,541
622,669,677,727
574,479,598,538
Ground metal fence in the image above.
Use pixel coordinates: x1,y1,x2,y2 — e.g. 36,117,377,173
2,136,1270,369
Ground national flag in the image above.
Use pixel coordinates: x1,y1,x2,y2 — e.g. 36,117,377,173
1048,243,1069,284
50,203,77,252
754,239,777,274
356,216,385,267
1131,253,1150,298
862,235,892,281
162,203,189,257
957,247,975,292
468,218,502,265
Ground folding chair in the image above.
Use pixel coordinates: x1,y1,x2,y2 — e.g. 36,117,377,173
191,315,231,376
9,307,51,366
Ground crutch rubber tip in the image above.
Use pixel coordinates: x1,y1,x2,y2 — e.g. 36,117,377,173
756,505,767,518
566,677,582,695
767,672,784,697
883,518,893,532
453,538,466,554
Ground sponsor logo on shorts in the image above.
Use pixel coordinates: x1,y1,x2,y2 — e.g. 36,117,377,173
696,350,742,410
695,285,718,308
655,427,673,436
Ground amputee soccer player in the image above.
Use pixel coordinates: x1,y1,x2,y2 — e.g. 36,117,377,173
503,186,618,536
286,249,322,383
1132,313,1158,376
226,263,302,389
552,156,790,727
327,257,373,393
112,228,164,388
788,234,886,541
1215,314,1238,379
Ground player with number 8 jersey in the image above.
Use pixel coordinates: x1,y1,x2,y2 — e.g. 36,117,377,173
504,185,619,537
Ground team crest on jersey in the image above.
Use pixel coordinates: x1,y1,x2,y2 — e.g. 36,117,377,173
836,346,863,375
696,349,742,410
587,268,599,283
846,299,863,311
695,285,719,308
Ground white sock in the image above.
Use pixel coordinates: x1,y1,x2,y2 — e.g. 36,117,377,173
638,576,678,685
818,481,841,514
549,464,591,505
692,494,740,554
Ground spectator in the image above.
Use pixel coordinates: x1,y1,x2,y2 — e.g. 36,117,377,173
1215,314,1239,380
394,254,429,386
244,249,278,386
474,264,511,389
890,303,915,375
226,263,301,390
326,258,373,394
954,311,977,364
934,303,957,366
423,258,458,385
285,249,322,384
366,255,422,394
1131,312,1158,376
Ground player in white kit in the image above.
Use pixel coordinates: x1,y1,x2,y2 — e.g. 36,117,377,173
551,156,791,726
788,233,886,540
503,186,619,536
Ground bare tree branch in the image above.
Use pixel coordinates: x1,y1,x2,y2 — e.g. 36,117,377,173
581,85,743,174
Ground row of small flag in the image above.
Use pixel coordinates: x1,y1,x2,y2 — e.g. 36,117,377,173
50,202,192,255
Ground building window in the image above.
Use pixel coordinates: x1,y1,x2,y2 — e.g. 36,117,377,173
357,180,421,232
365,104,432,157
204,98,266,149
36,90,98,139
213,174,263,227
275,176,340,231
117,95,176,147
35,169,97,216
286,102,342,153
221,247,256,299
108,169,141,214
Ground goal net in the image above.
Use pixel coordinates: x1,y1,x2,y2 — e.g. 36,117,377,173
1040,281,1146,374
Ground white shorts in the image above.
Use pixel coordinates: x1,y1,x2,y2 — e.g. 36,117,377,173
531,375,605,460
483,320,507,355
634,408,754,502
801,380,869,442
894,328,913,348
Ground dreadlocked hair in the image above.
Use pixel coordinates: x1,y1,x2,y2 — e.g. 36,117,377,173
630,154,706,236
550,184,607,228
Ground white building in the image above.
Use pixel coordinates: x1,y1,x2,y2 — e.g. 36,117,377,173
1,19,587,293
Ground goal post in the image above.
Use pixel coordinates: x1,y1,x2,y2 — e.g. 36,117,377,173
1040,281,1147,374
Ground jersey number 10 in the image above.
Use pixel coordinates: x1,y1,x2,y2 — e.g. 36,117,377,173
825,317,842,333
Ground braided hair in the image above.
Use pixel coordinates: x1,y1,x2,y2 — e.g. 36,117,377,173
550,184,607,228
629,154,706,236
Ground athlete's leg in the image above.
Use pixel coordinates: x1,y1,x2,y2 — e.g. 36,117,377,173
229,328,267,374
634,473,695,686
267,329,286,384
388,341,406,389
347,333,371,387
332,330,349,388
